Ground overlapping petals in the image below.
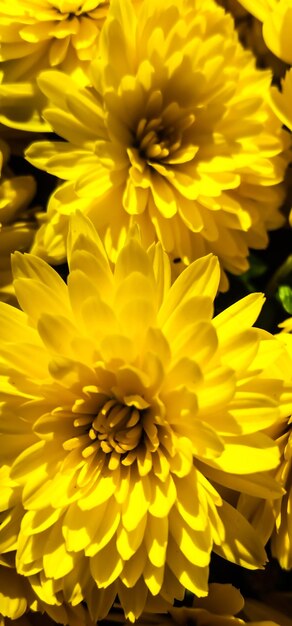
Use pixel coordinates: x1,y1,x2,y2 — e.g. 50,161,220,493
0,0,111,81
237,0,292,64
0,213,290,620
25,0,289,288
105,583,282,626
238,335,292,570
0,0,112,129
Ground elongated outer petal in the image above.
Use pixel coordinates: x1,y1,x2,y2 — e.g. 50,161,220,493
214,500,267,569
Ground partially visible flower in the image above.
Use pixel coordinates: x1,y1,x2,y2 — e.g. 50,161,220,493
0,1,142,130
106,583,281,626
0,72,50,133
238,334,292,569
236,0,292,65
0,0,141,131
0,464,94,626
26,0,289,289
269,68,292,226
270,68,292,136
0,564,32,624
0,213,290,621
0,0,109,84
217,0,287,77
279,315,292,333
0,139,38,303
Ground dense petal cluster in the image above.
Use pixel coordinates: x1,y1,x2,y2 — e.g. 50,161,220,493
26,0,289,288
0,465,94,626
0,213,290,621
0,0,109,84
0,0,132,129
267,331,292,569
0,139,37,303
238,335,292,570
266,416,292,569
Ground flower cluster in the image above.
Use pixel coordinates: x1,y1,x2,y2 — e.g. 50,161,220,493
0,0,292,625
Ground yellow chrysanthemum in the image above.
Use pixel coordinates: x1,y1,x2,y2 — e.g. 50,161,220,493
0,0,139,130
269,69,292,226
26,0,289,289
0,139,37,303
0,0,109,81
0,212,290,621
236,0,292,64
238,335,292,570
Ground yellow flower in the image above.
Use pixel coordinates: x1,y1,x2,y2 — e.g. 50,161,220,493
26,0,289,289
0,0,109,82
269,69,292,226
0,139,37,303
0,72,50,133
0,464,94,626
270,68,292,135
238,335,292,570
0,0,130,130
0,563,31,624
279,315,292,333
236,0,292,64
0,212,289,621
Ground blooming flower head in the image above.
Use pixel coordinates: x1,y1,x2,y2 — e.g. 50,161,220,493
0,139,37,303
26,0,289,289
0,212,290,621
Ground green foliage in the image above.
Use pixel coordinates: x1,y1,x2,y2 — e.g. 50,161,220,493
278,285,292,314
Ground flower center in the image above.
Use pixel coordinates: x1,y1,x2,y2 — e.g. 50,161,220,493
64,393,157,469
136,117,171,161
88,399,144,455
133,108,197,167
131,90,197,166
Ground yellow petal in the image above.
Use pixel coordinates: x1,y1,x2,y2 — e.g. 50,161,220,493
214,500,267,569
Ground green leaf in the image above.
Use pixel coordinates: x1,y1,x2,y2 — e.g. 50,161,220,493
278,285,292,314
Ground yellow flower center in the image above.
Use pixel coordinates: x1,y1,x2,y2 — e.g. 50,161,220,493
89,399,144,455
63,391,169,472
134,104,196,164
